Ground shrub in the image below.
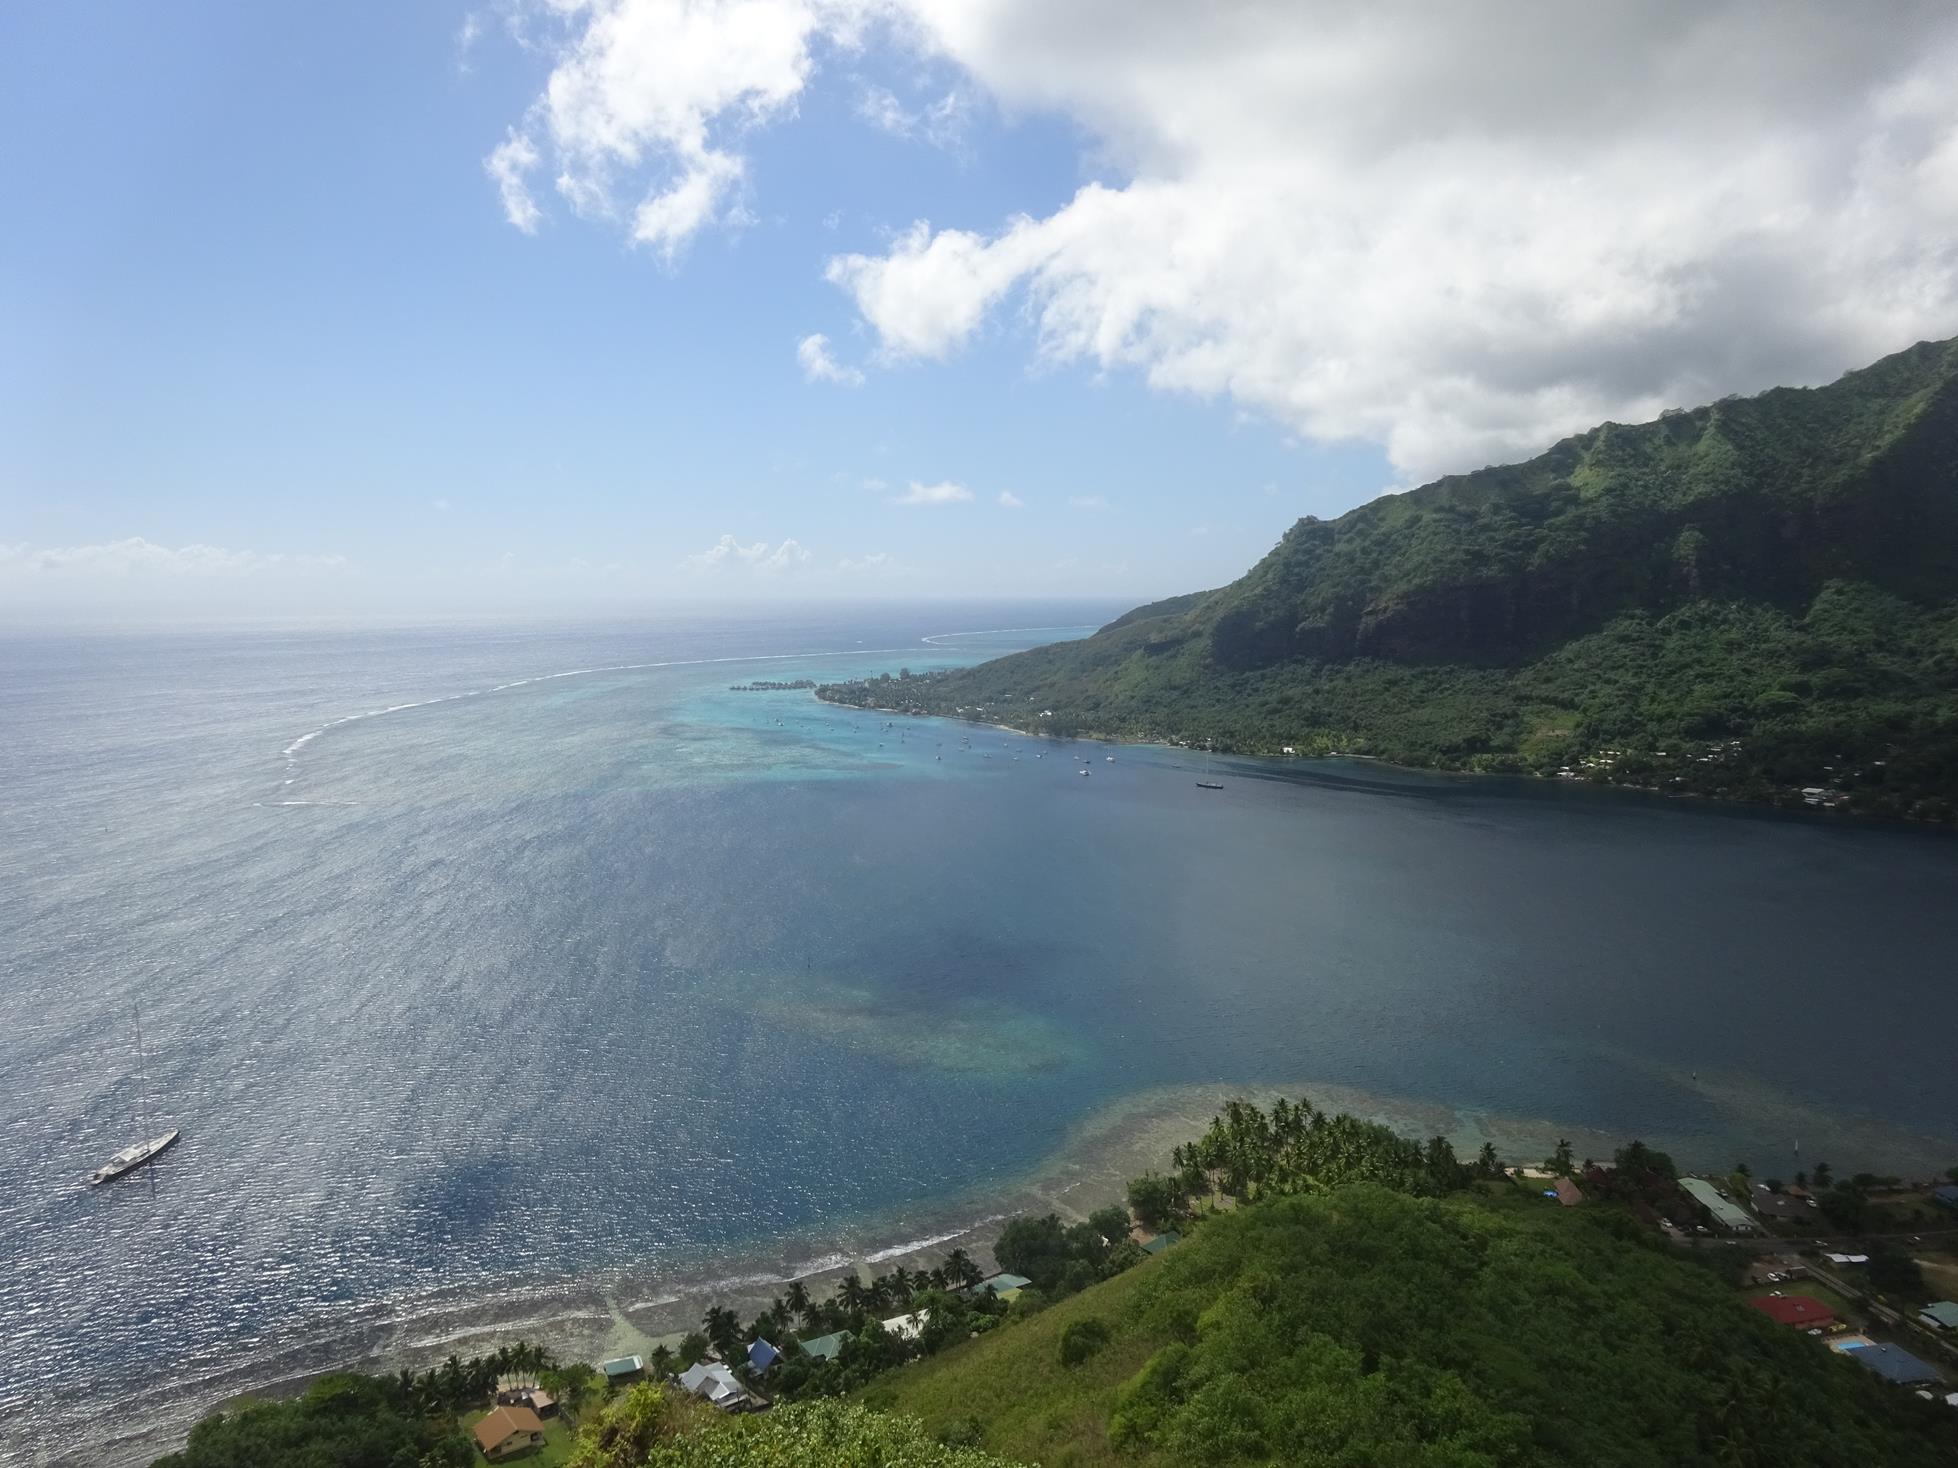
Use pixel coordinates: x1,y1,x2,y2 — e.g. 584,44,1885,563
1058,1318,1112,1367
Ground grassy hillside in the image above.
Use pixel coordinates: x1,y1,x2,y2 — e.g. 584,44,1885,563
862,1187,1958,1467
821,338,1958,820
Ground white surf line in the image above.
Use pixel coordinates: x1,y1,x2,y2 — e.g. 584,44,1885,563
277,644,937,781
918,624,1099,645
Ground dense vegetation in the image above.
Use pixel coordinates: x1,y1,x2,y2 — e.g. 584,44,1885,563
635,1398,1018,1467
821,337,1958,821
867,1187,1958,1467
153,1343,561,1468
152,1372,475,1468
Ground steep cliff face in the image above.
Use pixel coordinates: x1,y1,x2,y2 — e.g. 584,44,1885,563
820,337,1958,819
1190,336,1958,670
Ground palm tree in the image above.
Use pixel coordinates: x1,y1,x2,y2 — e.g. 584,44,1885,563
838,1277,870,1317
703,1305,741,1360
437,1355,466,1410
943,1249,982,1290
785,1280,812,1325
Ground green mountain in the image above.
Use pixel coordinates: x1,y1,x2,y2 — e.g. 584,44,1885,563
863,1184,1958,1467
822,337,1958,819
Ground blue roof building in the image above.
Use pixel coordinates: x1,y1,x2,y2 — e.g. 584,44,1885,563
1934,1183,1958,1212
1839,1342,1940,1385
747,1338,780,1372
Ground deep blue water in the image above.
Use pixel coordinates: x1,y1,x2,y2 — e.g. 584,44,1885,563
3,603,1956,1464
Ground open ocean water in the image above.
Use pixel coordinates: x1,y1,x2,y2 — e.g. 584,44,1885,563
3,602,1956,1465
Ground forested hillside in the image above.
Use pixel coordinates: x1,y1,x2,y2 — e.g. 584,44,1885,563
821,337,1958,819
864,1186,1958,1467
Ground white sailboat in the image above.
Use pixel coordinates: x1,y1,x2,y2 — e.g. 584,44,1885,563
1196,739,1223,790
87,1007,180,1186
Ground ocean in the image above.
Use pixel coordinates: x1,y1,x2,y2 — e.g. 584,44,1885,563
3,603,1955,1465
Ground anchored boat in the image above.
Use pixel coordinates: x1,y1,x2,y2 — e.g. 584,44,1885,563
1196,739,1224,790
88,1129,181,1186
86,1004,180,1187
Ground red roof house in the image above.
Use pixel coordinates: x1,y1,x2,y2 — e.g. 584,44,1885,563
1749,1294,1836,1329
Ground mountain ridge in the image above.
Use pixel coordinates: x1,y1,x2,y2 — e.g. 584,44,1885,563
819,337,1958,820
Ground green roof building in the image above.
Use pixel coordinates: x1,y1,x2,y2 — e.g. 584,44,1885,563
1920,1300,1958,1331
1679,1178,1758,1232
797,1330,849,1362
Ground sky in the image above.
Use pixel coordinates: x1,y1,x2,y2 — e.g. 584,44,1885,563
4,1,1957,618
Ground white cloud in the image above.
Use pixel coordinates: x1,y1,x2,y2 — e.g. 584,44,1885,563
0,538,348,579
1069,494,1108,510
456,12,485,72
497,1,1958,480
796,331,865,385
757,537,810,572
432,497,453,512
491,0,852,258
856,84,971,149
837,550,893,572
831,2,1958,480
996,489,1023,508
860,476,888,491
686,533,810,573
892,479,973,505
485,128,543,233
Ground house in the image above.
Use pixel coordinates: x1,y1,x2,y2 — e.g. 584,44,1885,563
1141,1231,1183,1254
598,1354,643,1384
1934,1184,1958,1213
1679,1178,1759,1232
980,1272,1033,1294
1748,1294,1837,1330
880,1309,929,1342
494,1381,556,1417
1552,1177,1584,1207
747,1338,780,1373
1919,1301,1958,1332
1750,1186,1816,1221
797,1330,849,1362
961,1272,1032,1301
1837,1341,1941,1386
678,1361,748,1411
472,1404,546,1462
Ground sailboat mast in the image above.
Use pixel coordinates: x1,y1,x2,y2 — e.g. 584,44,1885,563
134,1003,149,1137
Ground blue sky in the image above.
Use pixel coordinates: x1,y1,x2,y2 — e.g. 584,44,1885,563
4,2,1955,616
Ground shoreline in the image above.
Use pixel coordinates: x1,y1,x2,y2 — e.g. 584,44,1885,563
45,1072,1958,1467
810,687,1951,832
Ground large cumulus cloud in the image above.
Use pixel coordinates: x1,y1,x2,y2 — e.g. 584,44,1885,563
496,0,1958,479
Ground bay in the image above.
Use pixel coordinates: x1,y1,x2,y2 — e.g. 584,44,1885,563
2,602,1954,1466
